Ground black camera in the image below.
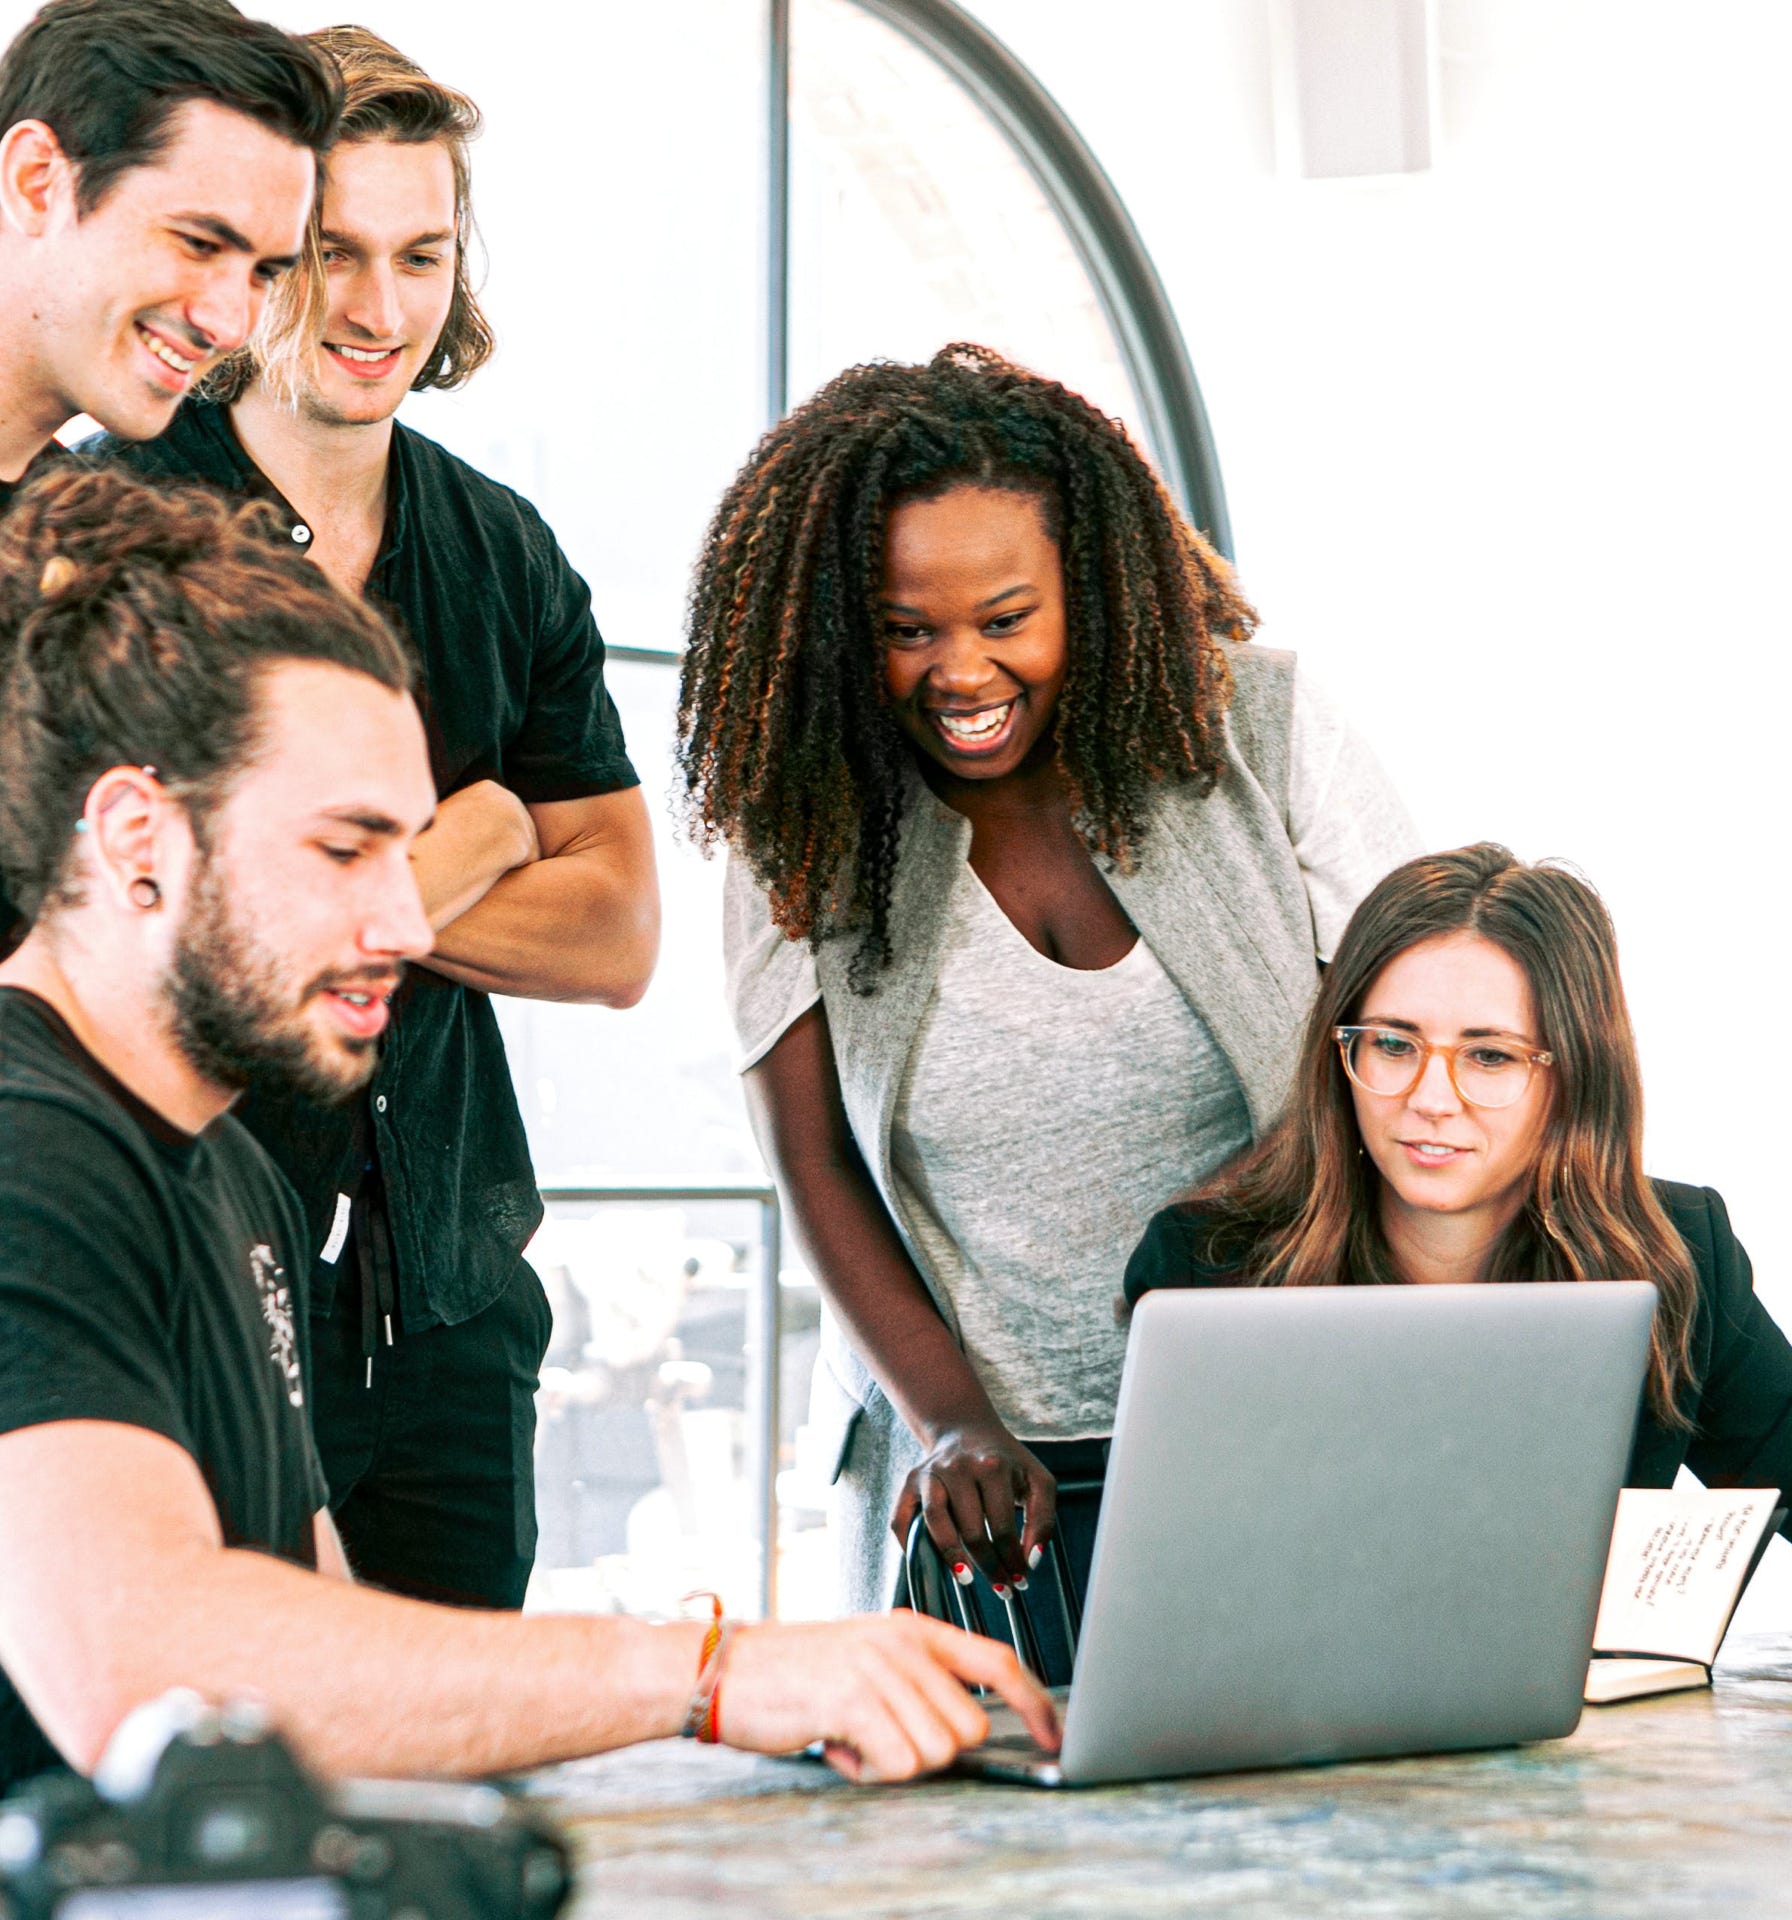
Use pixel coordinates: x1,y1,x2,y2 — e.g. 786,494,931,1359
0,1693,572,1919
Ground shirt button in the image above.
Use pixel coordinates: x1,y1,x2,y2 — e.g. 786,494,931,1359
292,524,312,545
375,1095,388,1113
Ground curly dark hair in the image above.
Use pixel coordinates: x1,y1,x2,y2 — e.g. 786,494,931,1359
678,343,1258,988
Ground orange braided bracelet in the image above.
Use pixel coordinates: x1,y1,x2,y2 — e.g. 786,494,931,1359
698,1623,739,1744
680,1593,732,1741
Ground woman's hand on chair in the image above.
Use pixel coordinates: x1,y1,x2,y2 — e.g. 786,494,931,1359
891,1421,1056,1589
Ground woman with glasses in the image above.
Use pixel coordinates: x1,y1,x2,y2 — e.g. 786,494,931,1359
1126,843,1792,1504
681,345,1418,1638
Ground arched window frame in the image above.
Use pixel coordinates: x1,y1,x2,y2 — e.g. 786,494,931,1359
767,0,1233,556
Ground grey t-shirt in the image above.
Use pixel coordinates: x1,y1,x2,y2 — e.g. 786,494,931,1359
891,866,1251,1439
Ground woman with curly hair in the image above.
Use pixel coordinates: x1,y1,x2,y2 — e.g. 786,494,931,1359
680,345,1417,1632
1125,844,1792,1521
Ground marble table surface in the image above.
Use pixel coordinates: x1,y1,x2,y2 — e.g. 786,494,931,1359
537,1633,1792,1920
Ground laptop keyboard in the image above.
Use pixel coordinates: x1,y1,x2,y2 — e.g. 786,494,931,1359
973,1687,1071,1753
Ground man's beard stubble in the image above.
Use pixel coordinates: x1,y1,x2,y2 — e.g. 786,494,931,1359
167,853,390,1107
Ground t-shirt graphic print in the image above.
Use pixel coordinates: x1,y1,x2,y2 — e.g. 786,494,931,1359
251,1243,305,1409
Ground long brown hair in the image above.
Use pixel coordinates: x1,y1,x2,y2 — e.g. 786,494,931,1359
678,344,1254,990
1190,843,1698,1426
202,23,493,406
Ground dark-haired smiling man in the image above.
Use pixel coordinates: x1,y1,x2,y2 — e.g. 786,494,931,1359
104,26,660,1612
0,0,338,496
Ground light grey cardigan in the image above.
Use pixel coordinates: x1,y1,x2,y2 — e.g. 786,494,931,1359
724,646,1419,1611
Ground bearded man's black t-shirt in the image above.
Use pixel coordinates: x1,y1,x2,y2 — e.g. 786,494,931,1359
0,987,327,1791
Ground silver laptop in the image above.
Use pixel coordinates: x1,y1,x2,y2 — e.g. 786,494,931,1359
962,1281,1657,1785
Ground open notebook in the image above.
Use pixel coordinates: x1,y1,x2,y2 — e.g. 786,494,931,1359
1585,1488,1784,1704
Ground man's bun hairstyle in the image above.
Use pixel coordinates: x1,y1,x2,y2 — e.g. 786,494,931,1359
0,463,412,926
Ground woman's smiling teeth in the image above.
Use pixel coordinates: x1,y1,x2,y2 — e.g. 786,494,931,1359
933,701,1014,744
137,325,196,375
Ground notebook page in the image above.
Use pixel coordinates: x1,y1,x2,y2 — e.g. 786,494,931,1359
1592,1489,1779,1666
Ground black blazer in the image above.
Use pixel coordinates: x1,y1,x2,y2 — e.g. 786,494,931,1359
1124,1181,1792,1518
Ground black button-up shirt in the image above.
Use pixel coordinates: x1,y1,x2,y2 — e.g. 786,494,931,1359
92,401,638,1326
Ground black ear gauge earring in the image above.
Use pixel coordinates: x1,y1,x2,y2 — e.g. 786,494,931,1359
127,875,162,910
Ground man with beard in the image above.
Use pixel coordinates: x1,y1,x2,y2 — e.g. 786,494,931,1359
100,26,659,1611
0,0,341,951
0,464,1057,1794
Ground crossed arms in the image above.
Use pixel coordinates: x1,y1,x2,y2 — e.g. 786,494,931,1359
409,779,660,1005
